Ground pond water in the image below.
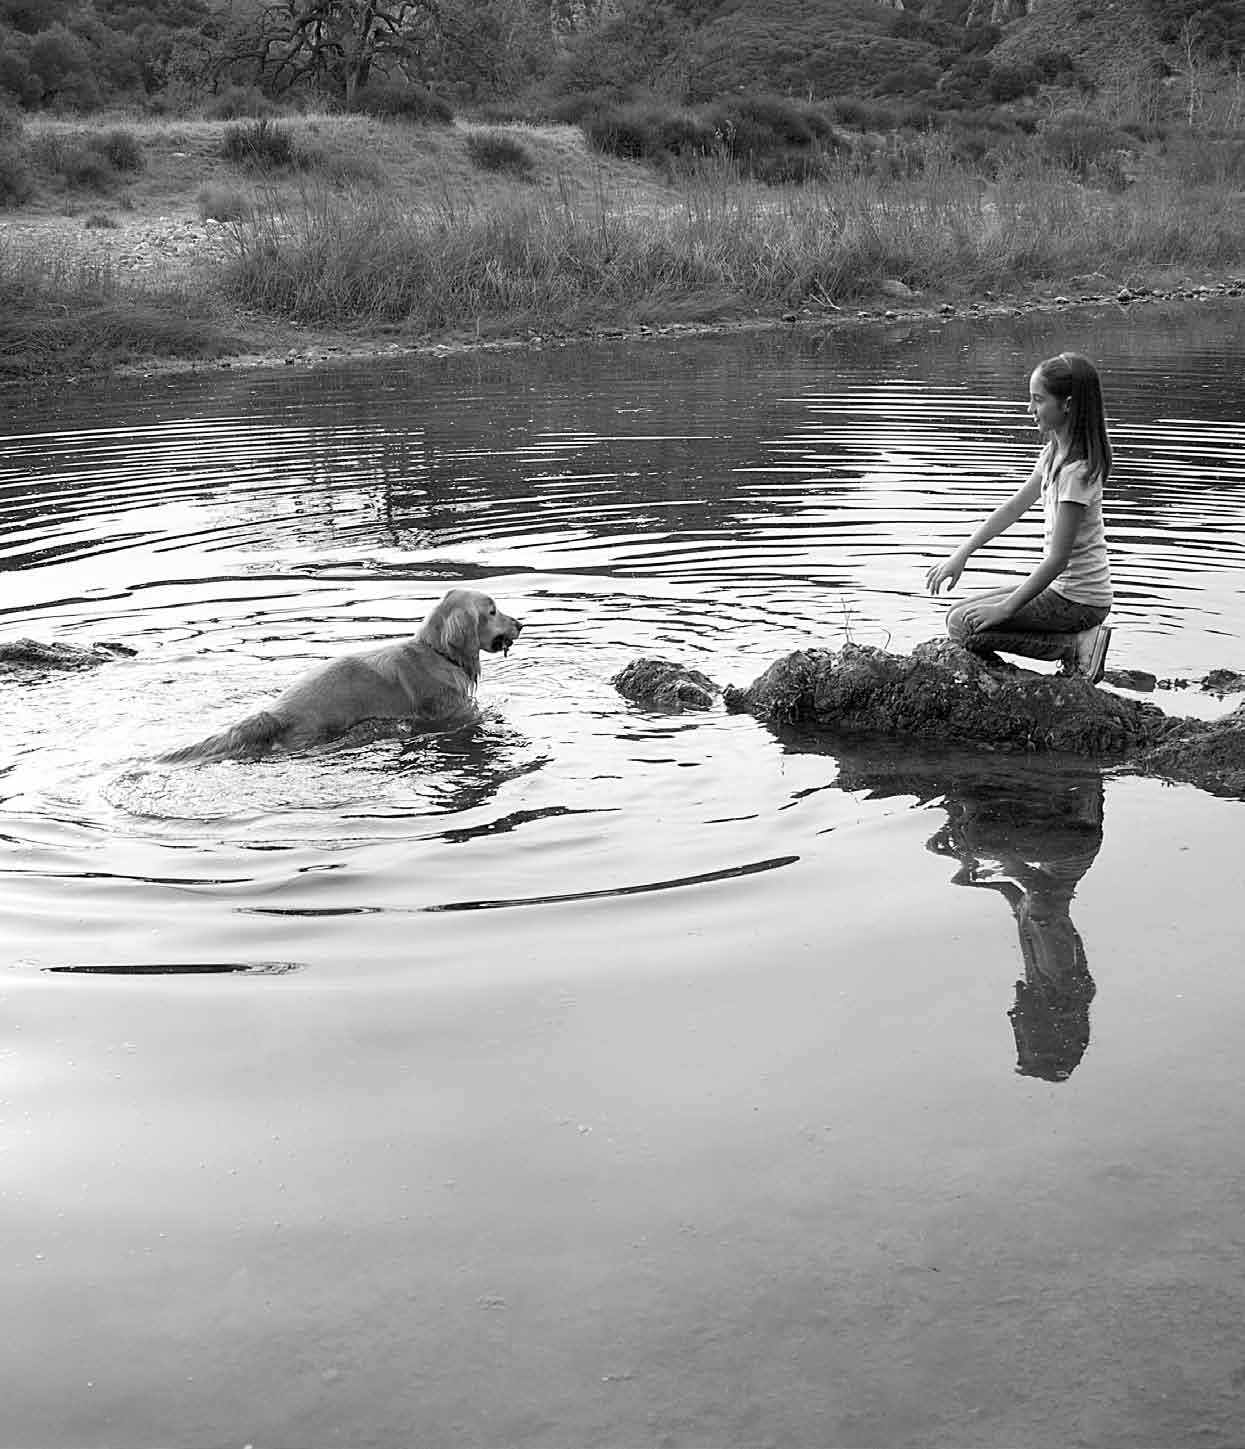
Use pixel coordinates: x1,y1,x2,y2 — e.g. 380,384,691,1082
2,303,1244,1448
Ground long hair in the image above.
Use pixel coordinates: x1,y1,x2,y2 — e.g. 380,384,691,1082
1036,351,1112,484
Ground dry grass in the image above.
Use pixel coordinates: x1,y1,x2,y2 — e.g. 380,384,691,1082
220,151,1244,334
0,111,1240,379
9,113,674,222
0,233,237,379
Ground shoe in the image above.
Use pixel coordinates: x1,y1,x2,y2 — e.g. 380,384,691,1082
1073,624,1112,684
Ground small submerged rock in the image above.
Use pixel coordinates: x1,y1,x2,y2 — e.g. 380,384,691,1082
1103,667,1157,692
611,657,721,712
1200,668,1245,695
0,638,136,675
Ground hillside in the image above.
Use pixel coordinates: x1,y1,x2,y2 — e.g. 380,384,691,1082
993,0,1165,87
1,0,1240,119
684,0,945,100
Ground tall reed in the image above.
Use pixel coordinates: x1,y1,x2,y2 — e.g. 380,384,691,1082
220,162,1243,332
0,236,233,378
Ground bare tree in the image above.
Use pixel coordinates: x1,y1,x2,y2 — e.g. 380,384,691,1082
231,0,437,103
1173,16,1207,126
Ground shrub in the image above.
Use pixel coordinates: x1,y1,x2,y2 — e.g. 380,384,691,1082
27,25,92,105
650,109,718,159
583,94,843,182
298,141,386,186
221,118,301,170
584,102,715,164
583,105,662,161
349,82,452,125
465,129,536,179
828,96,900,132
546,88,627,125
1039,109,1122,179
877,61,941,96
0,100,23,142
96,128,144,173
23,130,150,191
712,93,815,155
1033,49,1078,85
0,140,34,206
0,49,40,109
471,100,536,125
987,62,1039,103
203,85,277,121
704,94,844,181
58,144,115,190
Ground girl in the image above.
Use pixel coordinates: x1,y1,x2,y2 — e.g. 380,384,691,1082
926,351,1113,681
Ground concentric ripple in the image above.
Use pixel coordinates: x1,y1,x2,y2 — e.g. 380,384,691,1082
1,302,1242,973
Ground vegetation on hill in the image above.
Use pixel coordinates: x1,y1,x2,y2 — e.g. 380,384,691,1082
0,0,1241,131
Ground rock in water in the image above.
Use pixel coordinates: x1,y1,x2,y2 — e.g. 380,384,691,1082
612,657,720,712
0,638,136,675
722,641,1179,756
610,640,1245,800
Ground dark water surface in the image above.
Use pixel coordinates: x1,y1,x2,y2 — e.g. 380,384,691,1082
2,303,1244,1448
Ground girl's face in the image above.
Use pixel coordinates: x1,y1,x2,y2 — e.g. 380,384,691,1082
1028,369,1069,438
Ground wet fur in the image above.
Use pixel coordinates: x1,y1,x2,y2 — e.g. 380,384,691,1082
159,588,521,763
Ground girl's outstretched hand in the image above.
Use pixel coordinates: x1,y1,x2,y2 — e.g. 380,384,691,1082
926,556,964,595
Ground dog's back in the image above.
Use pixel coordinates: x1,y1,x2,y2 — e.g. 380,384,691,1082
157,710,288,764
156,588,520,764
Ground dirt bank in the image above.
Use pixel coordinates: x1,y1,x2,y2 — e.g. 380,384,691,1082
2,115,1242,385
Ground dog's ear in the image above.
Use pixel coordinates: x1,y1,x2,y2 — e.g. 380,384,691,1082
432,595,482,680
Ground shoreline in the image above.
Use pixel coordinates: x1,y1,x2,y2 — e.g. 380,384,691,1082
12,269,1240,392
3,114,1241,389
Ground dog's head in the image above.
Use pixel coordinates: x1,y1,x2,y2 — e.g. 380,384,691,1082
421,589,522,679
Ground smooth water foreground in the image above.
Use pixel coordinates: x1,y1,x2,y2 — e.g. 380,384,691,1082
2,305,1244,1448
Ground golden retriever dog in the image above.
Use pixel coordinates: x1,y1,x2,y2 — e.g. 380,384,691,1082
160,588,521,763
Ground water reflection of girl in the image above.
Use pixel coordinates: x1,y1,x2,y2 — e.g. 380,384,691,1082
926,772,1103,1082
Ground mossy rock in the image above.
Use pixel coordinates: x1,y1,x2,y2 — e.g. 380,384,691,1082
612,657,720,712
722,640,1181,757
614,639,1245,802
0,638,136,674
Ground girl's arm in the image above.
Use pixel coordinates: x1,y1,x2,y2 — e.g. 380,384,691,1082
958,501,1083,632
926,470,1042,594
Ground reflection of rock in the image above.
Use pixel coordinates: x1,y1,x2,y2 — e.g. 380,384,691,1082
614,641,1245,800
0,638,136,674
612,657,720,712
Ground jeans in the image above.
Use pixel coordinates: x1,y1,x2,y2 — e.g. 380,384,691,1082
947,586,1110,664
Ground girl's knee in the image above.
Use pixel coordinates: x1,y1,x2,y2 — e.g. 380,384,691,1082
946,604,970,644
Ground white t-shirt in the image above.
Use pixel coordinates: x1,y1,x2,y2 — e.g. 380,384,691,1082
1037,443,1112,607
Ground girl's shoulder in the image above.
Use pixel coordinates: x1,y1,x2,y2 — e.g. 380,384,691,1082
1054,454,1102,503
